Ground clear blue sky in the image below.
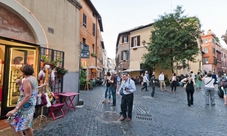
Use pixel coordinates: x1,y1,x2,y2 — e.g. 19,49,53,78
92,0,227,58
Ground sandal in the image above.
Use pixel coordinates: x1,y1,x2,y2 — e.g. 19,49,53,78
102,100,106,103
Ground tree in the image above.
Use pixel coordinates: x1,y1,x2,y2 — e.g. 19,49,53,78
80,67,86,86
143,6,201,71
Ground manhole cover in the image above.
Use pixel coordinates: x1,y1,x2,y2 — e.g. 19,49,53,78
136,113,152,121
100,111,120,122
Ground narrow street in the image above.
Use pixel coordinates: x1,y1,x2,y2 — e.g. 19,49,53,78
33,84,227,136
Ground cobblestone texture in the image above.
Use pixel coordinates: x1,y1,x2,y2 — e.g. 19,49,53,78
2,84,227,136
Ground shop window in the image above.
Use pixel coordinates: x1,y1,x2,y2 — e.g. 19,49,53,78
7,48,37,107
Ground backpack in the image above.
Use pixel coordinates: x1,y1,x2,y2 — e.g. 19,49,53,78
221,77,227,88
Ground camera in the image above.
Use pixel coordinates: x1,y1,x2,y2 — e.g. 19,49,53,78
125,87,129,91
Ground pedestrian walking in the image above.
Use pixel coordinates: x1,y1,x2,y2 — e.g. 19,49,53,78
171,73,177,93
109,70,117,106
119,73,136,122
6,65,39,136
150,72,156,97
181,74,195,107
141,73,149,91
212,71,218,91
202,72,215,106
102,72,111,103
159,72,166,91
195,72,202,90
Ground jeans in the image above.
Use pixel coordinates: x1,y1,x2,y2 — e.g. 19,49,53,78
110,87,116,106
104,86,111,99
151,85,155,97
141,82,148,91
204,87,215,105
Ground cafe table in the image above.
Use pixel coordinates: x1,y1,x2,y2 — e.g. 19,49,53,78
58,92,79,114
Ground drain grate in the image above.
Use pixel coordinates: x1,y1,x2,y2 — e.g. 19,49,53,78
136,113,152,121
100,111,120,122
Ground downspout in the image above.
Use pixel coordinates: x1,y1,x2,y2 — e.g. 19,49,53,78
95,16,98,71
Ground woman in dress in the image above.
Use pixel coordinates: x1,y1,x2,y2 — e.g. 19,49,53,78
181,74,195,107
195,72,202,90
6,65,40,136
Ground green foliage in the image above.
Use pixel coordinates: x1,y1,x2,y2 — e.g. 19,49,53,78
80,68,86,86
143,6,201,71
56,67,68,75
41,55,50,62
91,53,97,57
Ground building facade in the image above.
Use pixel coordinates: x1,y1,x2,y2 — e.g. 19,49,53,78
80,0,104,80
201,30,222,75
0,0,81,119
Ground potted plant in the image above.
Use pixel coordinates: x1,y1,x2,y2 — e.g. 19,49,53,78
56,67,68,78
91,53,97,57
40,55,63,69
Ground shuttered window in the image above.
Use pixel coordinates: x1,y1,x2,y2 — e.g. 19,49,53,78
131,36,140,47
121,50,129,60
92,23,95,36
83,13,87,28
122,36,128,43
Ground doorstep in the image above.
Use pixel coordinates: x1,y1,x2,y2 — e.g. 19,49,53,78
0,120,11,136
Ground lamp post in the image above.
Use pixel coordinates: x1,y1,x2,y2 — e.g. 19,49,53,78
77,42,84,106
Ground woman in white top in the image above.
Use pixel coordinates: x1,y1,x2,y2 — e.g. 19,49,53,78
171,73,177,93
202,72,215,106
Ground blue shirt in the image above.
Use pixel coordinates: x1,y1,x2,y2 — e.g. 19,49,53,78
120,78,136,95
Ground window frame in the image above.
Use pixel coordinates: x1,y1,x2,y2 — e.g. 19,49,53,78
83,13,87,28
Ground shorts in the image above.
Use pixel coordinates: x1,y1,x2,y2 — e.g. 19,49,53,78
222,87,227,95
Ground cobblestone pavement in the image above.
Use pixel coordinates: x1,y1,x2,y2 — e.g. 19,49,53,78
30,84,227,136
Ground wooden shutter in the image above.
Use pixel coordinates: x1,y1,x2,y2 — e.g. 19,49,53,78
121,51,123,60
137,35,140,46
126,36,128,42
126,50,129,60
122,36,124,43
131,37,134,47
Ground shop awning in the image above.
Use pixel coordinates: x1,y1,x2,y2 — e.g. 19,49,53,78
123,69,142,72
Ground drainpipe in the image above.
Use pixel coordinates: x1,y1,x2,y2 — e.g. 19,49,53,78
95,16,98,77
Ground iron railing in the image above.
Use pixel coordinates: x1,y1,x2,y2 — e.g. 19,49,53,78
40,47,65,93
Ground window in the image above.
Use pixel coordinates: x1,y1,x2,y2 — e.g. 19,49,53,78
131,36,140,47
212,38,216,43
83,13,87,28
122,36,128,43
204,58,208,64
121,50,129,60
203,48,208,53
83,38,86,44
92,23,95,36
213,57,217,65
213,48,216,54
92,44,94,53
203,38,207,43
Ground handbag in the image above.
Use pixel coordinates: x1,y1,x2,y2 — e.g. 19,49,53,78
183,82,187,89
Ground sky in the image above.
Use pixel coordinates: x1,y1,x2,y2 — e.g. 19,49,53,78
91,0,227,59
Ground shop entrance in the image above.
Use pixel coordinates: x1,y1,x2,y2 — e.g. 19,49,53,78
0,37,39,119
0,45,5,117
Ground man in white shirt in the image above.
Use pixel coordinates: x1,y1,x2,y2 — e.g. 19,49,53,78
159,72,166,91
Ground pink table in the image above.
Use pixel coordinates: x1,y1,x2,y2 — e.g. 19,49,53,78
0,87,2,102
58,92,79,114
